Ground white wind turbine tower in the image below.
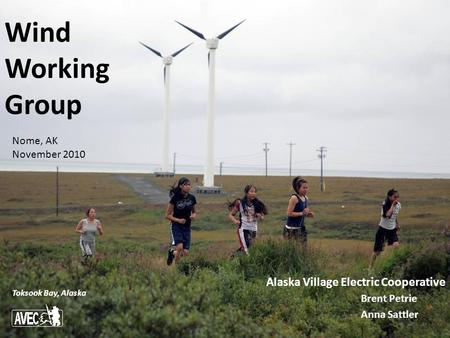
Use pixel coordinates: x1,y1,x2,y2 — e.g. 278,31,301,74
139,41,192,174
175,20,245,188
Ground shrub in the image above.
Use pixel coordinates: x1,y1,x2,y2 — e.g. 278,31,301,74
378,245,413,277
402,243,449,281
232,238,319,280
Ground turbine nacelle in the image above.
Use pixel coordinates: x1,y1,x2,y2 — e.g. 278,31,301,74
206,38,219,50
163,56,173,65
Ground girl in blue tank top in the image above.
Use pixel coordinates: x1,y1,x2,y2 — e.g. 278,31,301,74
283,177,315,242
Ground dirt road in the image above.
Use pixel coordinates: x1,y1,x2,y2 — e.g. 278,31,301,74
115,175,168,205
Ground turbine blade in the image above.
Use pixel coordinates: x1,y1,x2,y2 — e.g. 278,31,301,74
171,42,193,57
139,41,162,58
175,21,206,40
208,51,210,66
216,19,246,39
163,65,166,84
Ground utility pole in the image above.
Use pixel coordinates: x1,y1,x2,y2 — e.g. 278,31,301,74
316,146,327,191
263,142,270,177
173,152,176,175
219,161,223,187
287,142,296,177
56,166,59,216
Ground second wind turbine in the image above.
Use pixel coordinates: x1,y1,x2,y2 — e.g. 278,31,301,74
139,41,192,174
175,19,245,188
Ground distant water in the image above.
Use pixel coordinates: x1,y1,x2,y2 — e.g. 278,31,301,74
1,160,449,179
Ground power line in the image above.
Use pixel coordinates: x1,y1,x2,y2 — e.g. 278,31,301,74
217,152,264,160
291,158,318,165
176,152,264,161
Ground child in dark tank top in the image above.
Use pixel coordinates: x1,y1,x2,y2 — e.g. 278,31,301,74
283,177,315,242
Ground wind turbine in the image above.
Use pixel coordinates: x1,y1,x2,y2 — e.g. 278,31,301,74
175,20,245,187
139,41,192,173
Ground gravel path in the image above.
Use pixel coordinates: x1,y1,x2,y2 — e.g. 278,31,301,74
115,175,169,205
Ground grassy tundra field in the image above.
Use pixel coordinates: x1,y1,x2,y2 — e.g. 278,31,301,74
1,171,449,337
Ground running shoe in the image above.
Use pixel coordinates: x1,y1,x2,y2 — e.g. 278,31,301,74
167,247,174,266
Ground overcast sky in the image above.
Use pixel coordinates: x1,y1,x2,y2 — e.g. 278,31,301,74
1,0,449,176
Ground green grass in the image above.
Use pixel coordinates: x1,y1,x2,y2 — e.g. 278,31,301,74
1,171,449,337
0,171,142,209
1,172,449,244
1,239,449,337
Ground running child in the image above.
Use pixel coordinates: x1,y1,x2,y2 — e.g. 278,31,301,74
75,207,104,258
166,177,197,265
228,184,267,255
284,177,314,242
369,188,401,269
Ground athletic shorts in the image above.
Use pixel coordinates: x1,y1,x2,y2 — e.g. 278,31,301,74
80,237,95,257
237,228,257,254
373,226,398,252
171,223,191,250
283,225,307,241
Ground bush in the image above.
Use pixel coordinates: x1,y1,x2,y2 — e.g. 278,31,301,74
2,238,450,337
232,238,319,280
378,245,413,277
403,243,449,281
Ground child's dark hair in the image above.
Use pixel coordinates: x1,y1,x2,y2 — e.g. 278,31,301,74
170,177,190,197
228,184,268,215
382,188,399,217
85,207,95,217
292,176,308,194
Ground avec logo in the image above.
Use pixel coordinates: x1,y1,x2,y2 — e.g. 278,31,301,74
11,305,63,327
